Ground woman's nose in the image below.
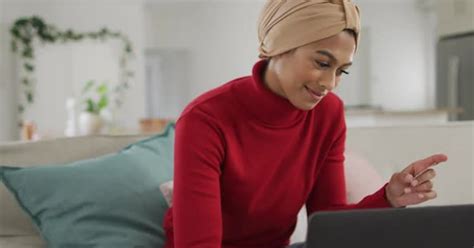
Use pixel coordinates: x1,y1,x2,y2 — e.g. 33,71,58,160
318,72,336,91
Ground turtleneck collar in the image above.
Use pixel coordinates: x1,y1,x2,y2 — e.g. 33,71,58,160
234,60,307,128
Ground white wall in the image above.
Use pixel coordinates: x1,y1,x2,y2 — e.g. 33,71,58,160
145,0,436,113
0,0,439,141
350,0,433,110
0,0,20,142
144,1,263,103
0,0,146,141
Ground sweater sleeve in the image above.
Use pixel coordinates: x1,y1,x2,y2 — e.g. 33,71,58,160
305,108,392,215
173,109,225,248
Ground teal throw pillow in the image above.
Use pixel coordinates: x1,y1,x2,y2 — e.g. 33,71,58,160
0,123,175,248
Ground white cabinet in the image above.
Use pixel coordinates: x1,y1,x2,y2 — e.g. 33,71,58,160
436,0,474,37
345,108,450,127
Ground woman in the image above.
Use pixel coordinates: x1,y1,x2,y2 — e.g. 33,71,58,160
163,0,448,247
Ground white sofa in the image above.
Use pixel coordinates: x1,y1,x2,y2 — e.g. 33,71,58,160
1,122,473,247
292,121,474,243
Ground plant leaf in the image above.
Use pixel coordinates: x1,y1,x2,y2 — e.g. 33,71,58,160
82,80,95,94
96,83,108,95
26,92,34,103
24,63,34,72
97,95,108,111
22,47,34,59
85,99,96,113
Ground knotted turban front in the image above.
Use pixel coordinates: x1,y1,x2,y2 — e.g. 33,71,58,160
258,0,361,58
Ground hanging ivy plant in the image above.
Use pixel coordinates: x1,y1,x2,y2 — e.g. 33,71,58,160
10,16,134,127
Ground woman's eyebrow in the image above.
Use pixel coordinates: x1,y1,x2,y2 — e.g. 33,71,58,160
315,50,352,67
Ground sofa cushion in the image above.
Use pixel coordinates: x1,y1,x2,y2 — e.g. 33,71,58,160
344,151,384,203
0,124,174,247
0,134,150,236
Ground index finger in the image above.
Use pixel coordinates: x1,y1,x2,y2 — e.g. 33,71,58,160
402,154,448,176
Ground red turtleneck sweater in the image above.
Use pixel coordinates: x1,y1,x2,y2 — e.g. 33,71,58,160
163,60,391,248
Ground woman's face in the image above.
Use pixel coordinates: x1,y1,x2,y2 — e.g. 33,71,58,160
264,31,356,110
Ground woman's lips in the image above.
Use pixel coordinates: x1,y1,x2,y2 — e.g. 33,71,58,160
305,85,325,101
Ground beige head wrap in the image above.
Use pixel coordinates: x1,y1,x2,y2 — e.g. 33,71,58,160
258,0,361,58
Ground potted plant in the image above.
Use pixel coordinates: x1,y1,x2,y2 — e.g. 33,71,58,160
78,80,109,135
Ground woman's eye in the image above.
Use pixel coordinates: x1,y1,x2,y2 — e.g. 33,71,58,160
337,70,350,76
316,61,330,68
315,61,350,76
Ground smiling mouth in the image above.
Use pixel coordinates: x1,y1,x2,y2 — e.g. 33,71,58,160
304,86,325,100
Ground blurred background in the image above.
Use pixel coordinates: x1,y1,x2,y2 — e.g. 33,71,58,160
0,0,472,141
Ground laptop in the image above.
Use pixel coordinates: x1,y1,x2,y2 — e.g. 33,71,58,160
305,204,473,248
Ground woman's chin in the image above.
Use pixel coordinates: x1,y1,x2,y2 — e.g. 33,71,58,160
291,99,320,111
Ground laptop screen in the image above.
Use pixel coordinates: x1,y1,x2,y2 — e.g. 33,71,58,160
305,204,473,248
